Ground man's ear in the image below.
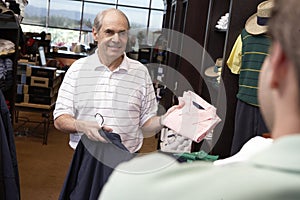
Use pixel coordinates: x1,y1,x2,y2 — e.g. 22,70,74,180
92,27,98,41
269,41,288,89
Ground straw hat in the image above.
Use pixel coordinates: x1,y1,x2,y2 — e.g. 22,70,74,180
205,58,223,78
245,0,274,35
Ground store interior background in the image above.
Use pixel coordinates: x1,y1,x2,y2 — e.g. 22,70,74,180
0,0,267,199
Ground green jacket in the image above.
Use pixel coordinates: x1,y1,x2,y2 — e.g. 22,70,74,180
100,135,300,200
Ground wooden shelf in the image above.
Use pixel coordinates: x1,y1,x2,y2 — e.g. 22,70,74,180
15,102,54,110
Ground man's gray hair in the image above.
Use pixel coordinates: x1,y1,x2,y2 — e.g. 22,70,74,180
93,8,130,32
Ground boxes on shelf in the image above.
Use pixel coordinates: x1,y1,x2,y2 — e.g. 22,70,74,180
16,93,57,105
30,75,62,88
17,74,62,87
16,64,65,105
25,93,57,105
26,65,57,79
23,84,59,97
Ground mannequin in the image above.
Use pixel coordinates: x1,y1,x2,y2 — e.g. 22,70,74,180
227,0,273,155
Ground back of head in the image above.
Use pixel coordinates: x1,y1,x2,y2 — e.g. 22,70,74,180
268,0,300,88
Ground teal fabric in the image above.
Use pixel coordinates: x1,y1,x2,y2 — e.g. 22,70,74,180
238,29,271,106
99,135,300,200
174,150,219,163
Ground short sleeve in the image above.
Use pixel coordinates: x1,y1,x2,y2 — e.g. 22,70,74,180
227,34,242,74
53,66,77,119
139,72,158,126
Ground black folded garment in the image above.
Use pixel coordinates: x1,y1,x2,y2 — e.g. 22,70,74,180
59,130,135,200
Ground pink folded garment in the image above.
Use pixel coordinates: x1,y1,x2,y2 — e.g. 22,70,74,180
164,91,221,142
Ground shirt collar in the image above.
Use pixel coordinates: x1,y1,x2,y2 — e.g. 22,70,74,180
249,134,300,172
118,53,129,71
92,48,129,72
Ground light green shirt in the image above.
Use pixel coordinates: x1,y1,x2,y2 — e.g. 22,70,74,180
99,135,300,200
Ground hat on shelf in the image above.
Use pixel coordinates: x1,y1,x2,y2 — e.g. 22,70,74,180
245,0,274,35
204,58,223,78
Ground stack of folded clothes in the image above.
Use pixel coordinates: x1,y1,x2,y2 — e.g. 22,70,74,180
0,39,15,56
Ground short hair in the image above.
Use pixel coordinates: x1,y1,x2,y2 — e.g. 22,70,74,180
93,8,130,32
268,0,300,88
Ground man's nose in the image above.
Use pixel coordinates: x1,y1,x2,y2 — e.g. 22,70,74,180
111,32,120,42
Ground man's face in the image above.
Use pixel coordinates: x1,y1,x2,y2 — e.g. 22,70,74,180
93,11,129,62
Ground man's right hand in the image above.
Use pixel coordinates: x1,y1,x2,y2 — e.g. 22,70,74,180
75,120,113,142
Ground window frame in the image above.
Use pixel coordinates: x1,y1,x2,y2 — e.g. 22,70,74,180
21,0,166,47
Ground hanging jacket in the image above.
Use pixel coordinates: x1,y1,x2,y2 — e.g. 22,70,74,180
0,90,20,200
59,130,134,200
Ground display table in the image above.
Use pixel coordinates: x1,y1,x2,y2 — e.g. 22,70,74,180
14,102,55,145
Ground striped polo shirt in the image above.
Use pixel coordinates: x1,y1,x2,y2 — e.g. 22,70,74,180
239,29,271,106
53,49,158,153
227,29,271,106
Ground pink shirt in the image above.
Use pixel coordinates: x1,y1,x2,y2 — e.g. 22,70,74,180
164,91,221,142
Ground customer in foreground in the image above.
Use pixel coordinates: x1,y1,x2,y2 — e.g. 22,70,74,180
99,0,300,199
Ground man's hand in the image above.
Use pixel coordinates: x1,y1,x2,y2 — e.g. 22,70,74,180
160,99,185,126
142,100,185,136
75,120,113,142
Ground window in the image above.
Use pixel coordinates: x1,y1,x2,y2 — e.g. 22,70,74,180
151,0,165,9
91,0,116,3
82,2,112,31
22,0,47,26
118,6,149,29
149,10,164,29
21,0,165,50
118,0,150,8
49,0,82,29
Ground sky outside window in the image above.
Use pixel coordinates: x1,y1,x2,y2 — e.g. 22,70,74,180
87,0,117,3
21,0,165,48
118,6,149,28
151,0,165,9
82,2,114,31
118,0,150,8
